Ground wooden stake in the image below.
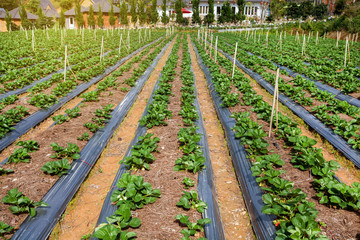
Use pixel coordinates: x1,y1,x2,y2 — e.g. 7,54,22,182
32,29,35,51
64,45,67,81
215,36,218,63
269,68,280,137
266,30,269,46
232,42,238,79
205,30,207,50
302,34,306,56
336,31,340,48
210,34,213,57
100,36,104,62
344,37,348,68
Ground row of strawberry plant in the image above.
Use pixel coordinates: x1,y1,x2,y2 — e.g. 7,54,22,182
196,35,360,238
213,35,360,159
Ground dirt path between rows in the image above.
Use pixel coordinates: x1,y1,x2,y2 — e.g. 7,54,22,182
188,36,254,239
49,38,176,240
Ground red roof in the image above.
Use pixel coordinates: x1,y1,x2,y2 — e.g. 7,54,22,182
171,8,192,13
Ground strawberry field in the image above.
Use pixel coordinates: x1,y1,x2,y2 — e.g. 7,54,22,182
0,28,359,240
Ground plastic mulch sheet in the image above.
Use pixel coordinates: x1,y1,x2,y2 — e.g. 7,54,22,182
192,41,276,240
10,38,168,240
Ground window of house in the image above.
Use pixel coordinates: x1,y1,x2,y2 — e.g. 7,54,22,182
255,7,257,15
217,6,221,14
70,17,73,24
200,6,203,14
232,6,236,14
206,6,209,14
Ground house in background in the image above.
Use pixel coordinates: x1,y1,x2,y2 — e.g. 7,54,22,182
37,0,60,18
0,7,38,32
153,0,270,24
65,0,120,29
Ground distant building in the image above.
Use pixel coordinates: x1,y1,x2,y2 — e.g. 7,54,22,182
152,0,270,24
0,7,38,32
65,0,120,29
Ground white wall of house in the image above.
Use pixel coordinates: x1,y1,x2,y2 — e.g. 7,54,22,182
65,17,75,29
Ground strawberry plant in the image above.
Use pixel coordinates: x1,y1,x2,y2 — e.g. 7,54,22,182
121,133,159,170
0,221,14,236
50,142,81,160
77,132,90,141
0,167,14,176
176,190,208,213
41,159,72,177
16,140,39,152
174,214,210,239
105,203,141,230
2,188,48,217
182,177,195,189
28,93,58,109
93,224,137,240
7,148,31,164
110,173,161,210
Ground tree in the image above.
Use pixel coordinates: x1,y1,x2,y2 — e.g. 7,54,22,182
120,1,128,25
59,9,66,28
286,2,301,19
175,0,183,24
0,0,19,11
109,3,116,27
161,0,169,25
75,1,84,27
299,0,313,20
88,5,95,28
218,1,234,23
130,0,137,25
204,0,214,25
269,0,285,20
334,0,346,15
192,0,200,24
60,0,73,11
20,4,31,29
235,0,245,22
138,0,146,25
97,5,104,28
150,0,158,24
312,3,327,20
27,0,41,14
5,10,11,31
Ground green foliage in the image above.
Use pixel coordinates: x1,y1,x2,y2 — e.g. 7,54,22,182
52,107,81,125
75,1,84,27
8,148,31,164
20,5,31,29
110,173,161,210
93,224,137,240
150,0,158,24
120,133,159,170
205,0,214,25
27,0,40,14
97,6,104,28
182,177,195,189
270,0,285,20
175,214,211,239
50,142,81,160
2,188,48,217
60,0,73,11
77,132,90,141
312,3,327,20
130,0,137,25
0,168,14,176
161,0,169,25
0,221,14,236
175,0,183,24
120,1,128,25
334,0,346,15
41,158,71,177
16,140,39,152
192,0,201,24
176,190,207,213
59,9,66,28
81,91,99,102
88,5,95,28
28,93,58,109
109,4,116,26
218,1,234,23
138,0,146,25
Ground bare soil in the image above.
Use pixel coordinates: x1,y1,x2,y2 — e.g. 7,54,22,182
189,36,254,240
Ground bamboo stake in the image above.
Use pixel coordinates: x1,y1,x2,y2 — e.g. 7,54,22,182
100,36,104,62
344,37,348,68
210,34,213,57
336,31,340,48
215,36,218,63
269,68,280,137
232,42,238,79
119,33,122,54
302,34,306,56
266,30,269,46
64,45,67,81
32,29,35,51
